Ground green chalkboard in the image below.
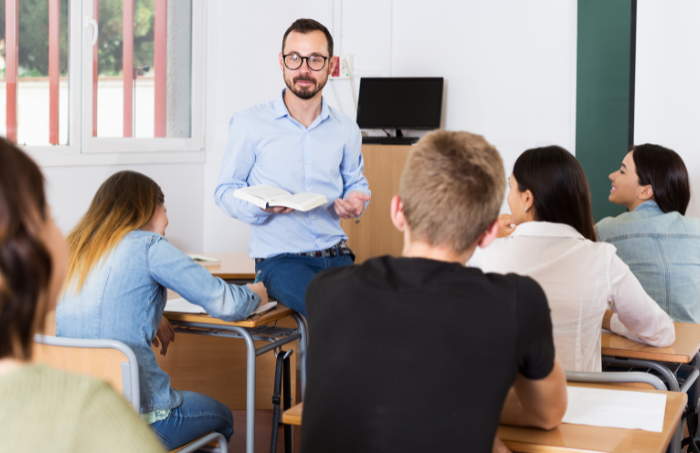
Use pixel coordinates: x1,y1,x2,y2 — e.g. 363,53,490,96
576,0,634,222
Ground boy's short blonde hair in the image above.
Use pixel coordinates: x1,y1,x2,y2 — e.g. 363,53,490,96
399,130,505,253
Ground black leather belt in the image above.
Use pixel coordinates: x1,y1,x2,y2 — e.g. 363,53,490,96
255,240,353,264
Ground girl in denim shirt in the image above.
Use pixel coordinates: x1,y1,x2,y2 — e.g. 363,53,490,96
598,144,700,323
57,171,267,450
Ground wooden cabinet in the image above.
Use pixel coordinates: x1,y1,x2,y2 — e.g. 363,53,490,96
341,144,412,264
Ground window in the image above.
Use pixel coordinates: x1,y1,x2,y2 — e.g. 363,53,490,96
2,0,204,164
0,0,70,146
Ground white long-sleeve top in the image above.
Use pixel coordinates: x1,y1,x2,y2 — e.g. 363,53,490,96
469,221,675,372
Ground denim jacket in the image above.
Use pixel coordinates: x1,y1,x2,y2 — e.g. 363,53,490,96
56,230,261,413
597,201,700,323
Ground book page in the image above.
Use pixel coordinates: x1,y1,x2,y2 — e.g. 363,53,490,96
562,386,667,432
270,192,327,211
241,185,291,201
164,298,207,314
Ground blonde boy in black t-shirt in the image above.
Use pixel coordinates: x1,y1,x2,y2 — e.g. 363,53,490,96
302,131,567,453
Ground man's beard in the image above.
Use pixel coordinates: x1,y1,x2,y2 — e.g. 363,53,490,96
284,73,327,100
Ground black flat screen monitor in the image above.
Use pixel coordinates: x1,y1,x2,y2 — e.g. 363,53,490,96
356,77,444,130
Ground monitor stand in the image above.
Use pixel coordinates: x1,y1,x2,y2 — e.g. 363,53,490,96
395,129,405,138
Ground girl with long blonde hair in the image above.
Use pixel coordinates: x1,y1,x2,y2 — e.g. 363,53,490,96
57,170,267,450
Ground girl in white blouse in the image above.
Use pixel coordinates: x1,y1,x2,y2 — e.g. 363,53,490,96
470,145,674,372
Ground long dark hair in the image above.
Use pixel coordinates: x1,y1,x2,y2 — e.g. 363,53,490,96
0,139,52,360
632,144,690,215
513,146,597,241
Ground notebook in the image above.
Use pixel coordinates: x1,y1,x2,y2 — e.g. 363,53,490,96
164,298,278,318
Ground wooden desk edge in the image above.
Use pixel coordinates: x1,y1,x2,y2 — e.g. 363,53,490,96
283,403,303,426
601,348,693,364
164,305,295,328
216,272,256,280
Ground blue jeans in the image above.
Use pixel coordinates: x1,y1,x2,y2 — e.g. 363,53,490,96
150,390,234,450
255,254,354,318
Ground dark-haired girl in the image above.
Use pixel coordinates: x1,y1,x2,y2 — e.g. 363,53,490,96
598,144,700,323
470,146,674,372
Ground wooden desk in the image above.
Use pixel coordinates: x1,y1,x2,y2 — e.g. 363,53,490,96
282,385,685,453
162,289,305,453
499,383,686,453
283,402,303,426
602,322,700,364
188,252,255,280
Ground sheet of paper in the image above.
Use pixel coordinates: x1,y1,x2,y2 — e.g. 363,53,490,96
252,301,277,316
562,386,667,432
164,298,207,314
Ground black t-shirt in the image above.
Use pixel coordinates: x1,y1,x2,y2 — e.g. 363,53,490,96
300,256,555,453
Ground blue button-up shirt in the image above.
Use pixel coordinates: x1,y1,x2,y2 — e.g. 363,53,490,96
215,90,370,259
57,230,261,413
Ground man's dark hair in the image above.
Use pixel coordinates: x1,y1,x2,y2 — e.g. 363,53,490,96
282,18,334,57
632,144,690,215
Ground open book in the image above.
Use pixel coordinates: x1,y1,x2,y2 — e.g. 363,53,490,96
164,298,278,318
186,254,221,267
233,185,327,212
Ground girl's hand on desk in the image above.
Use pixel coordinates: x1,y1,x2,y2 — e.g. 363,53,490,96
153,317,175,356
247,282,268,305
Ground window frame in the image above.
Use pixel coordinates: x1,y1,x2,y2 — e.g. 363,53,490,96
22,0,206,166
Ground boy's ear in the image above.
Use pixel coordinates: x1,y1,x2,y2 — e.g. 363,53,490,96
477,219,499,249
390,195,405,232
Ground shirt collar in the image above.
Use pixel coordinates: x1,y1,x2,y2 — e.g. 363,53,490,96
273,90,289,119
510,221,585,240
272,89,331,126
633,200,663,213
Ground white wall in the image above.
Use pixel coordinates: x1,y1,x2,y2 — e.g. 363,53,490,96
201,0,578,253
634,0,700,216
44,163,205,252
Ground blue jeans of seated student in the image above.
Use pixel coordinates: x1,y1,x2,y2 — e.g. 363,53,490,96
150,390,234,450
255,254,354,318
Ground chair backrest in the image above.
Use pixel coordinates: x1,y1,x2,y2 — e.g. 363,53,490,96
566,370,666,390
33,334,140,412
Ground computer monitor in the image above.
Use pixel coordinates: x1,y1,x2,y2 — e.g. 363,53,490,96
356,77,444,135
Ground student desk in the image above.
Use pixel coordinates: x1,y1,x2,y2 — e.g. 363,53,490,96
161,252,307,453
282,384,686,453
499,383,686,453
188,252,256,280
601,322,700,393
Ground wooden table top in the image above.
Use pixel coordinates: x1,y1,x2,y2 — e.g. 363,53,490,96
602,321,700,363
283,384,686,453
165,289,294,328
188,252,255,280
283,402,303,426
498,382,686,453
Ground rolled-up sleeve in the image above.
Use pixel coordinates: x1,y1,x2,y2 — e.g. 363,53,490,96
214,115,273,226
147,237,260,321
608,255,675,347
340,124,370,212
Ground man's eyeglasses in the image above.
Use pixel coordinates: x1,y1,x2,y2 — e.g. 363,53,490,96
283,53,329,71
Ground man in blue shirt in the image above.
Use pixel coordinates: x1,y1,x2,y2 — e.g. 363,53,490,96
215,19,371,318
